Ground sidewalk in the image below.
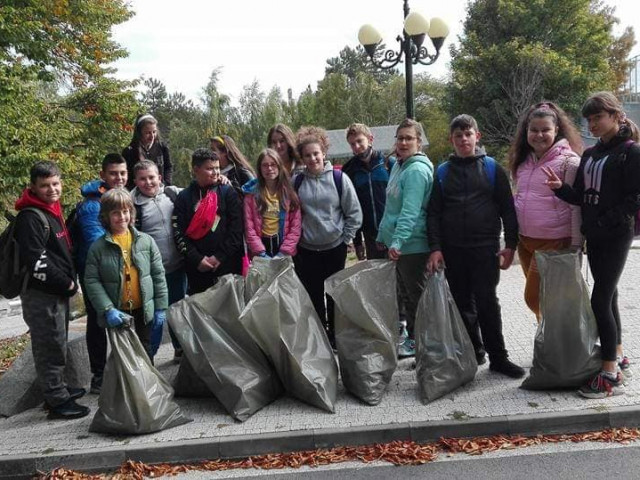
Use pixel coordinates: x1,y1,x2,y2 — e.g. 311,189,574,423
2,250,640,478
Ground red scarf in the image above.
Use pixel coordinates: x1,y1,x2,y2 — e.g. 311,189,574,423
14,188,72,250
185,189,218,240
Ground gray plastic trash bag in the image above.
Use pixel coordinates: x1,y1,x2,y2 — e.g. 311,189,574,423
521,251,601,390
90,325,191,434
240,256,338,412
168,275,282,421
325,260,398,405
415,270,477,404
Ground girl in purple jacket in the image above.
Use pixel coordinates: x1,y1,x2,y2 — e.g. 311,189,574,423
508,102,583,321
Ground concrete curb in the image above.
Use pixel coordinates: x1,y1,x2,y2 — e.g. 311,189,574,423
3,406,640,479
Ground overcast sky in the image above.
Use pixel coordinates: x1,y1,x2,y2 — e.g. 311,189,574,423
110,0,639,106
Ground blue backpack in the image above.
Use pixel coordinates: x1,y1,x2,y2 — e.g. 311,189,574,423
436,156,497,194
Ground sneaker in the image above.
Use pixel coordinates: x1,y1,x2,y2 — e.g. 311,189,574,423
476,352,487,365
578,371,625,399
173,348,183,364
489,359,525,378
618,356,633,380
43,387,86,411
90,375,103,394
398,338,415,358
47,398,90,420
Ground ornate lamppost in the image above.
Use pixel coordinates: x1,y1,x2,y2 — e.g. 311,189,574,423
358,0,449,119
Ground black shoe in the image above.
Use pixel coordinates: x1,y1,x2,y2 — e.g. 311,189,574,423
490,359,525,378
90,375,103,394
475,353,487,365
47,398,90,420
43,387,86,411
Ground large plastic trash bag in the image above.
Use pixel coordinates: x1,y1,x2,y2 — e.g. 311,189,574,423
168,275,282,421
415,270,477,404
240,256,338,412
325,260,398,405
90,324,191,434
521,251,601,390
173,355,213,398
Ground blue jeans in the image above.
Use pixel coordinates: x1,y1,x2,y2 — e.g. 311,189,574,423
166,267,188,350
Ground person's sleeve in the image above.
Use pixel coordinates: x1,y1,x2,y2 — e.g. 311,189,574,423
162,144,173,186
243,195,266,255
390,166,431,251
495,165,518,249
340,174,363,244
426,174,444,252
214,187,244,263
172,190,204,268
15,211,74,296
554,156,585,206
599,144,640,228
149,236,168,310
78,200,106,247
279,207,302,256
83,244,112,328
563,158,583,246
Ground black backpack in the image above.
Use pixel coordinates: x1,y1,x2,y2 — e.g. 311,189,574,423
0,208,50,299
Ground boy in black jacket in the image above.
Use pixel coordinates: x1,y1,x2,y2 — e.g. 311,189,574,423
427,115,524,378
14,161,90,419
173,148,244,294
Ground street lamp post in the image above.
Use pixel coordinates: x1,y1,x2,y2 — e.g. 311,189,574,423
358,0,449,119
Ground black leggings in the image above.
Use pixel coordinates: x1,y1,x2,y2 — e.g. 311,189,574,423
587,231,633,361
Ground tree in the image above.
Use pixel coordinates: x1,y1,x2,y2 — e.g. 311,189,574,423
325,45,399,84
449,0,636,151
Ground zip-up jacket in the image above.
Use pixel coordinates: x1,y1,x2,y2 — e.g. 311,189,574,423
342,149,395,246
555,131,640,241
427,154,518,251
14,189,77,297
172,181,244,273
74,179,108,275
123,141,172,189
377,152,433,254
131,185,183,274
84,227,168,328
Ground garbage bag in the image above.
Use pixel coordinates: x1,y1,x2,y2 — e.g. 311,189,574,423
415,270,477,403
521,251,601,390
90,324,191,434
325,260,398,405
168,275,282,421
173,355,214,398
240,256,338,412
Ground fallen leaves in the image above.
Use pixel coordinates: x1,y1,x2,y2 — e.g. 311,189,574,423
36,427,640,479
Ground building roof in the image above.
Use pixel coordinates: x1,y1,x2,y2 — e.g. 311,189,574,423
326,124,430,160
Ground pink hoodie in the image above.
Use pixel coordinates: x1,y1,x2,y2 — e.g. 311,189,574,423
514,139,582,244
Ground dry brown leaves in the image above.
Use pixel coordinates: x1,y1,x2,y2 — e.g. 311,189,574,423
36,428,640,479
0,333,30,377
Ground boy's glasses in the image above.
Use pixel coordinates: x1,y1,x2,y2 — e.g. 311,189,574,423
396,135,417,142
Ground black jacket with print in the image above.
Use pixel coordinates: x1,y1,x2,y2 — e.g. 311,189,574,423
555,130,640,240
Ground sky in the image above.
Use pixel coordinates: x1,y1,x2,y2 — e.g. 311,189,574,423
110,0,640,106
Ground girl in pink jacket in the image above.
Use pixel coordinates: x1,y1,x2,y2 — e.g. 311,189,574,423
242,148,302,258
508,102,584,320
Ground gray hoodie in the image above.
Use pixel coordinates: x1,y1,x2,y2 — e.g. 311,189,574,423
296,161,363,250
131,185,183,274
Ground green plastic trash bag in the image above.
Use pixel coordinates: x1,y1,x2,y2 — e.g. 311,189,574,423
90,324,191,434
415,270,477,404
521,251,601,390
168,275,282,421
325,260,398,405
240,256,338,412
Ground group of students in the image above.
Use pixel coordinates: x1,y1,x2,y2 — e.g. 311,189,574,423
11,90,640,422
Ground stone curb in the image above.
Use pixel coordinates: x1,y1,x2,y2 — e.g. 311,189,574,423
3,406,640,479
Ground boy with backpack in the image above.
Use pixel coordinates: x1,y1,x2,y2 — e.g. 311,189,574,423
426,114,525,378
342,123,395,261
72,153,128,394
131,160,186,362
13,161,90,419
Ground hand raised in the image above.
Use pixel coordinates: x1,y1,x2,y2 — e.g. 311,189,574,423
541,166,562,190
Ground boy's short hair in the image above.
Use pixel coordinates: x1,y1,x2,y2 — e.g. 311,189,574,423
101,153,126,172
133,160,159,177
345,123,372,139
449,114,479,134
99,188,136,230
191,148,219,168
30,161,61,184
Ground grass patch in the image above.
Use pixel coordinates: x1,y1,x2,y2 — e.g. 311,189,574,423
0,333,30,378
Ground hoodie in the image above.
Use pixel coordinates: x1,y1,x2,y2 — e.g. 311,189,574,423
377,152,433,254
295,161,362,251
14,189,77,297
